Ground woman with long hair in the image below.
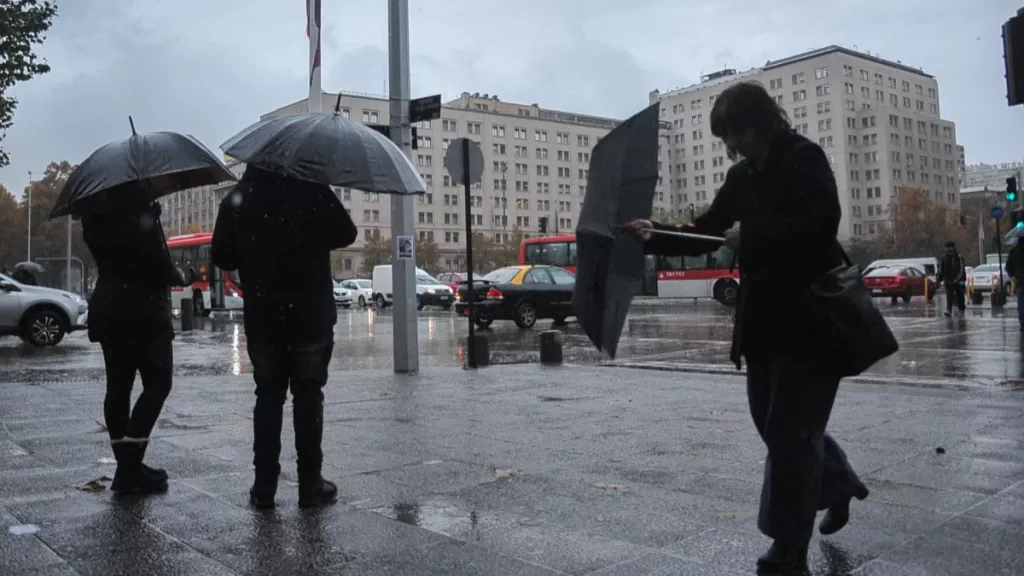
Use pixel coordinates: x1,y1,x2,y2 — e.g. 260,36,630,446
83,200,188,496
625,81,868,574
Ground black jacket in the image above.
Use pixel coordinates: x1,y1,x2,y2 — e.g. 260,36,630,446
1008,244,1024,279
83,202,186,344
937,251,966,284
211,168,358,345
643,132,842,368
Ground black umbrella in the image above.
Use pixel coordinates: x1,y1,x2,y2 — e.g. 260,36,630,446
572,103,662,359
14,262,45,275
220,94,426,195
50,118,237,219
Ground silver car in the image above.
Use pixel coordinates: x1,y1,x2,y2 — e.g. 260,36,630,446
0,273,89,347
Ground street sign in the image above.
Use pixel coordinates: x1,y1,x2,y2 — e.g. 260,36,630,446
444,138,484,186
992,206,1005,219
366,124,419,149
410,94,442,123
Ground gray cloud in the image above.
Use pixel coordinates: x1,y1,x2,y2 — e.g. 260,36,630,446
3,0,1021,196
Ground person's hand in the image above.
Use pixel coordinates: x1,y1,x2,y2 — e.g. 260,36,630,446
724,221,741,249
622,219,653,241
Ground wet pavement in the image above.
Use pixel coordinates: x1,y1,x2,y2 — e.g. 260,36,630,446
2,296,1023,389
1,297,1024,574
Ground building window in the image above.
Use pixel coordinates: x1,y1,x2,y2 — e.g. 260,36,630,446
792,72,805,85
793,90,807,102
814,67,828,79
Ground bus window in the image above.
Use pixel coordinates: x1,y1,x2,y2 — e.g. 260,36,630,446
708,245,736,269
525,242,572,267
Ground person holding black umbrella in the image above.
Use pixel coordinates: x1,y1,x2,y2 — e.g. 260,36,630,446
212,165,357,509
83,200,189,495
625,81,868,575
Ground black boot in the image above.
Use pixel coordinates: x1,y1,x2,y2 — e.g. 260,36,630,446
819,484,870,536
136,441,169,481
109,442,168,496
757,540,810,575
294,393,336,508
249,464,281,509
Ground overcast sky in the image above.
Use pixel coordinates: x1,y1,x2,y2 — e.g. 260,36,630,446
3,0,1022,196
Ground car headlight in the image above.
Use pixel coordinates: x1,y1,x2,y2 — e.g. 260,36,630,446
427,289,435,294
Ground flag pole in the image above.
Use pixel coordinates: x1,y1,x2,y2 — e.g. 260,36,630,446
307,0,323,113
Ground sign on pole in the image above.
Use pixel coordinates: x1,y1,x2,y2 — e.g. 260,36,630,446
992,206,1005,220
444,138,485,368
410,94,442,123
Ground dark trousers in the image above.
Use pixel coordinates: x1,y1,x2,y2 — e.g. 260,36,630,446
746,354,866,543
247,339,333,486
945,283,966,312
100,337,174,453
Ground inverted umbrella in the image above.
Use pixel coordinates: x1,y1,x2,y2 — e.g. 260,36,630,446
50,118,237,219
572,103,662,359
220,95,426,195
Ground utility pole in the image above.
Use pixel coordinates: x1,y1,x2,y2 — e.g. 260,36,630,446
388,0,419,374
26,171,32,262
500,162,507,242
307,0,323,113
66,217,73,291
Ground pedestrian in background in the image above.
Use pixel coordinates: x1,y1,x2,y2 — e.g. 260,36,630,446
212,166,357,509
82,201,188,495
625,81,869,575
1005,238,1024,330
936,241,966,317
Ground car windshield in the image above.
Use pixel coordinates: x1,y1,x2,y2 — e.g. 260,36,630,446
973,265,999,273
415,274,439,286
866,267,902,277
482,268,521,284
356,280,371,288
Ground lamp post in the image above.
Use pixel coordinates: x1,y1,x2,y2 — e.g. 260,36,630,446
500,161,508,242
26,171,32,262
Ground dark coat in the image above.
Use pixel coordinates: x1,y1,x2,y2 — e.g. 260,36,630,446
211,169,358,346
644,132,842,368
82,203,186,344
937,250,967,283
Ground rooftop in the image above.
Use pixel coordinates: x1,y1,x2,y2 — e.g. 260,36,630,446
654,44,931,99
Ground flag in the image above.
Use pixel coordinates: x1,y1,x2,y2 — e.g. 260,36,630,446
306,0,321,87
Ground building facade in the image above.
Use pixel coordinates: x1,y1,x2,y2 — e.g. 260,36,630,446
650,45,961,242
257,91,673,275
159,161,245,236
962,161,1024,190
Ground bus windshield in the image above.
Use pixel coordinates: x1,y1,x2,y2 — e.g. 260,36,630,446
523,240,577,267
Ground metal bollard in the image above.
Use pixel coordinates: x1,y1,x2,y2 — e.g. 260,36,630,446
180,298,194,332
463,333,490,368
539,330,563,365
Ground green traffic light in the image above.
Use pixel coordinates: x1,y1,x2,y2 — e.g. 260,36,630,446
1017,221,1024,229
1010,192,1018,201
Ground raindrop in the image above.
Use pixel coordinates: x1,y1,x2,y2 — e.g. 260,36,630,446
230,192,243,207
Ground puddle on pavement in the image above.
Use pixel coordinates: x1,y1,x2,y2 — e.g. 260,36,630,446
372,500,482,538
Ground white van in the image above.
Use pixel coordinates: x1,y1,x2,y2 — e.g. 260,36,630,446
371,265,454,310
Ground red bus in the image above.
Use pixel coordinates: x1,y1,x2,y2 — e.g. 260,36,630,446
519,233,739,305
166,233,244,316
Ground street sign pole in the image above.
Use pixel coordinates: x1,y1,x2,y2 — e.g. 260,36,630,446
462,141,476,368
993,205,1006,307
388,0,418,374
445,138,484,369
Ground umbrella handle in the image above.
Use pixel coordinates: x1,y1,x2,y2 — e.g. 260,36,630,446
645,228,726,243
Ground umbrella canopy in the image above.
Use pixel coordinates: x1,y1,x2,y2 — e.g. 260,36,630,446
50,120,236,219
220,99,426,195
572,103,661,359
14,262,45,275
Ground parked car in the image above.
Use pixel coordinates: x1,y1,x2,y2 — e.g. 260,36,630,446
967,264,1011,294
0,273,89,347
337,278,372,307
332,280,352,308
436,272,468,293
371,265,453,310
862,265,934,303
454,265,575,329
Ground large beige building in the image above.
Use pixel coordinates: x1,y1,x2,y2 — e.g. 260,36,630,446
257,91,673,275
650,45,961,242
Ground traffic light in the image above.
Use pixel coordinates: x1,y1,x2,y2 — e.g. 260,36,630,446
538,217,548,234
1007,176,1018,202
1013,208,1024,230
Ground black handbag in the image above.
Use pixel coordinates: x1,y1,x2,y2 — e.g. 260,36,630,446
808,245,899,378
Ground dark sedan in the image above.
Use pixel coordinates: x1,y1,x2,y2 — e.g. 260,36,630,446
454,265,575,329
